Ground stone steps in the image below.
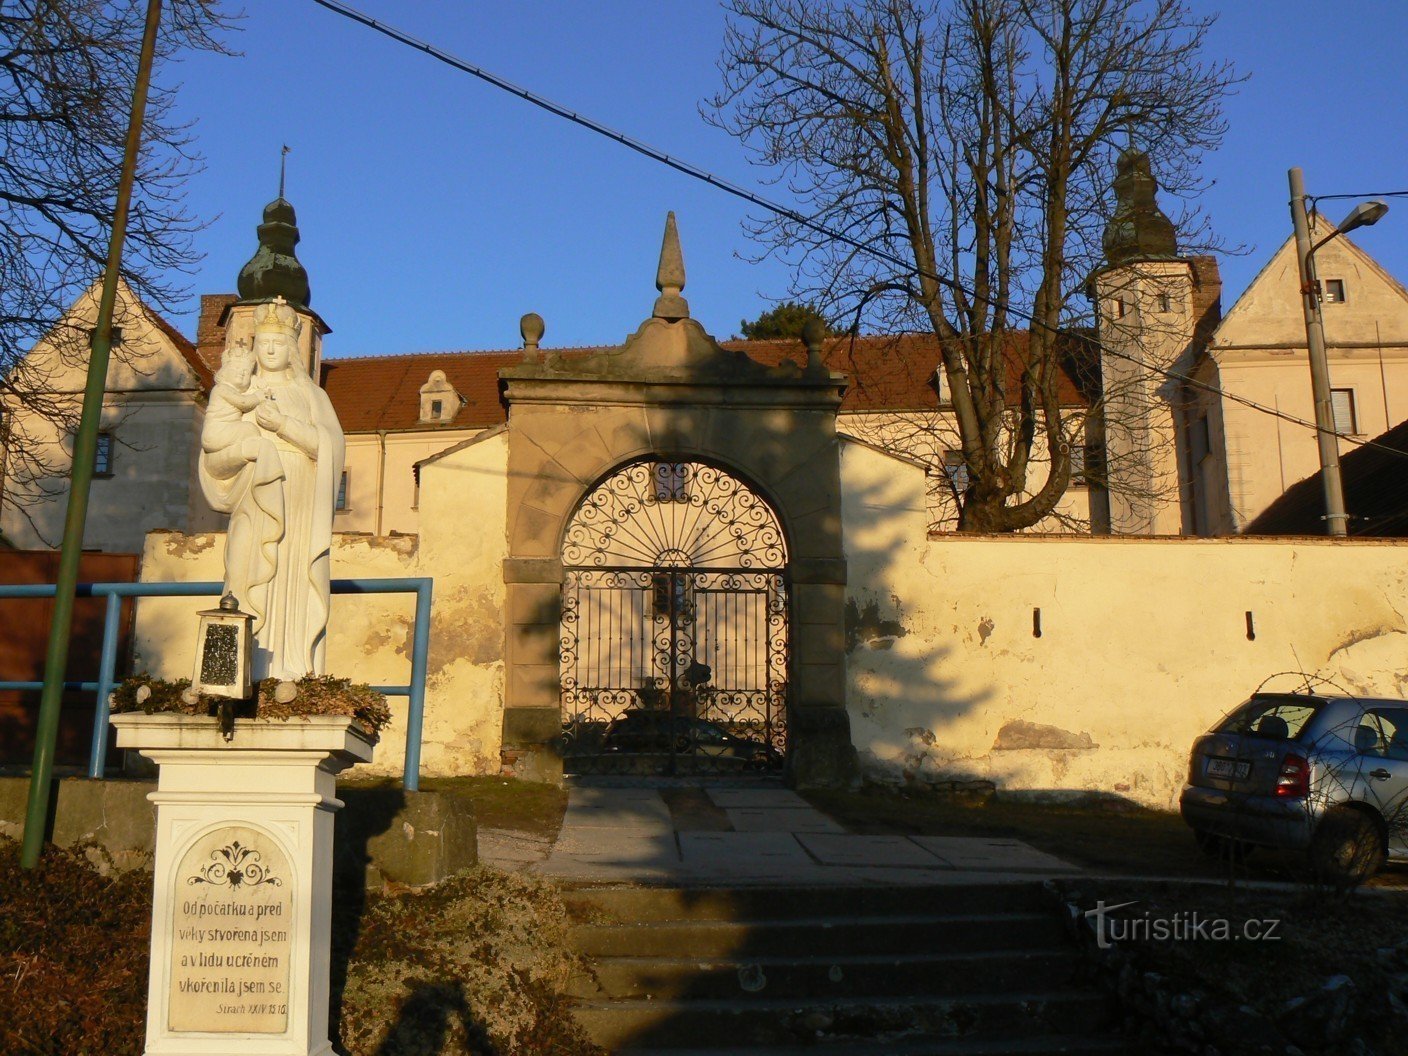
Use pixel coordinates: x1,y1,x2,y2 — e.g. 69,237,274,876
570,913,1068,958
572,948,1085,1001
573,992,1115,1050
566,881,1051,922
612,1039,1127,1056
563,882,1127,1054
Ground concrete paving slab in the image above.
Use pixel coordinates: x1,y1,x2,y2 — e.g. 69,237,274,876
724,807,846,833
911,836,1078,873
677,832,813,873
552,826,675,855
795,833,946,868
706,788,810,809
475,827,553,872
536,830,682,881
534,858,686,882
562,790,672,829
568,787,665,802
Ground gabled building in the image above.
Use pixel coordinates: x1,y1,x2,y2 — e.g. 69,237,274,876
0,278,219,552
1187,219,1408,534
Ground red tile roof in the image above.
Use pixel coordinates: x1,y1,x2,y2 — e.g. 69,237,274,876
317,331,1092,434
136,298,213,389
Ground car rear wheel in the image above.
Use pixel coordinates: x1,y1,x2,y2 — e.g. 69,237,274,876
1311,807,1384,886
1193,828,1254,864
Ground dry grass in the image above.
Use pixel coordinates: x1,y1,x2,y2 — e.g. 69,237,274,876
1072,877,1408,1054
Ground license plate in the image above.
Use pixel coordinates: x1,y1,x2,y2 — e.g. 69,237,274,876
1206,757,1251,779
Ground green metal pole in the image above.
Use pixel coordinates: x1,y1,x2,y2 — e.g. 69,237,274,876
21,0,164,869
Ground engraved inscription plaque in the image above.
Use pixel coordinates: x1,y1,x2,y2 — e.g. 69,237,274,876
168,826,293,1034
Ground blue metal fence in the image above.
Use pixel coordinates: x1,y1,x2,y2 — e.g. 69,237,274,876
0,578,433,790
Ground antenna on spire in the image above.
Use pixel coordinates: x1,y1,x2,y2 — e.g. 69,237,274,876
279,145,291,199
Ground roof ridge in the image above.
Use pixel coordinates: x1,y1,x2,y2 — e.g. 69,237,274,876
322,345,615,363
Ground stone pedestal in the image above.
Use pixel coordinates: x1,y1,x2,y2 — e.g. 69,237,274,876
111,713,373,1056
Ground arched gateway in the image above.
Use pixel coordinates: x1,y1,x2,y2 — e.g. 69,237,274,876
559,459,790,774
497,213,858,786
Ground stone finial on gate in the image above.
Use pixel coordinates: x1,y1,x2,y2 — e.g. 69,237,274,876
652,211,690,321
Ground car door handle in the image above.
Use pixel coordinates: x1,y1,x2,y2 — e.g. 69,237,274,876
1370,768,1393,780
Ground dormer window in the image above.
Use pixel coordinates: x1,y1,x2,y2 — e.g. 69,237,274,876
418,369,460,424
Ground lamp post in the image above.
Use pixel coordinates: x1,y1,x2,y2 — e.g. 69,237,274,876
1288,167,1388,538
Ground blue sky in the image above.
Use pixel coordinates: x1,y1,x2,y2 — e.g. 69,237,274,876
165,1,1408,357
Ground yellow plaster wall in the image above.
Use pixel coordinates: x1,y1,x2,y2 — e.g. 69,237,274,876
131,425,510,784
1209,230,1408,528
842,444,1408,806
334,428,482,537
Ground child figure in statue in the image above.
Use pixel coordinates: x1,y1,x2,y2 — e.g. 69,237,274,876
206,342,264,461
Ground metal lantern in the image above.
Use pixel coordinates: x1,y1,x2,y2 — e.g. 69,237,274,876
192,593,254,700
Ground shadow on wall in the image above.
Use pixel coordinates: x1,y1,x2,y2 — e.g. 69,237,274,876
835,460,999,790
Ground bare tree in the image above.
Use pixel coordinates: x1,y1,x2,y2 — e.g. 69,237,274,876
708,0,1237,531
0,1,236,543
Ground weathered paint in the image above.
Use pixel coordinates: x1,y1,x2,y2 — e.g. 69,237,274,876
132,427,509,779
840,439,1408,805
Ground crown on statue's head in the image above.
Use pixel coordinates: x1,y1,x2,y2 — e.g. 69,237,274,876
253,297,303,340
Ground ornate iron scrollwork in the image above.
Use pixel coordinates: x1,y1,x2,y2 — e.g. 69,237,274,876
559,460,790,775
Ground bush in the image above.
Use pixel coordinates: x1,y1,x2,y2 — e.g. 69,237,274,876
338,867,602,1056
0,838,151,1055
0,839,600,1056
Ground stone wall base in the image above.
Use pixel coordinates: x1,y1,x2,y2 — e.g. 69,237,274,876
0,776,476,888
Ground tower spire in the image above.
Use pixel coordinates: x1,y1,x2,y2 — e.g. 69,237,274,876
237,181,311,307
278,144,290,200
1102,147,1177,267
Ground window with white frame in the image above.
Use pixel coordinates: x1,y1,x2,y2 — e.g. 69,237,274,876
1331,388,1358,435
1068,441,1087,485
942,450,970,495
93,432,113,477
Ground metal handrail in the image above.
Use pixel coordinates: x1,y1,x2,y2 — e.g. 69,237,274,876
0,577,433,790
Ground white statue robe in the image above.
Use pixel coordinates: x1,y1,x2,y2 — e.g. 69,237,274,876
199,370,345,682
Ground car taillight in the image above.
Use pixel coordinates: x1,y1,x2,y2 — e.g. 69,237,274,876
1275,752,1310,798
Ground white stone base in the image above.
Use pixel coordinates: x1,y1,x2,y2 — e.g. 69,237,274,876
111,714,374,1056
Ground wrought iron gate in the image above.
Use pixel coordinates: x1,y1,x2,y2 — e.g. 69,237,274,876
558,461,789,775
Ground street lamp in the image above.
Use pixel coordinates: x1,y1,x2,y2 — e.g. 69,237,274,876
1288,167,1388,537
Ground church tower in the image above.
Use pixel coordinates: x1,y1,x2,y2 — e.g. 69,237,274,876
220,184,330,380
1089,148,1215,535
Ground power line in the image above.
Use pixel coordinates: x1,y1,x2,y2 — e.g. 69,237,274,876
1311,191,1408,205
310,0,1408,465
